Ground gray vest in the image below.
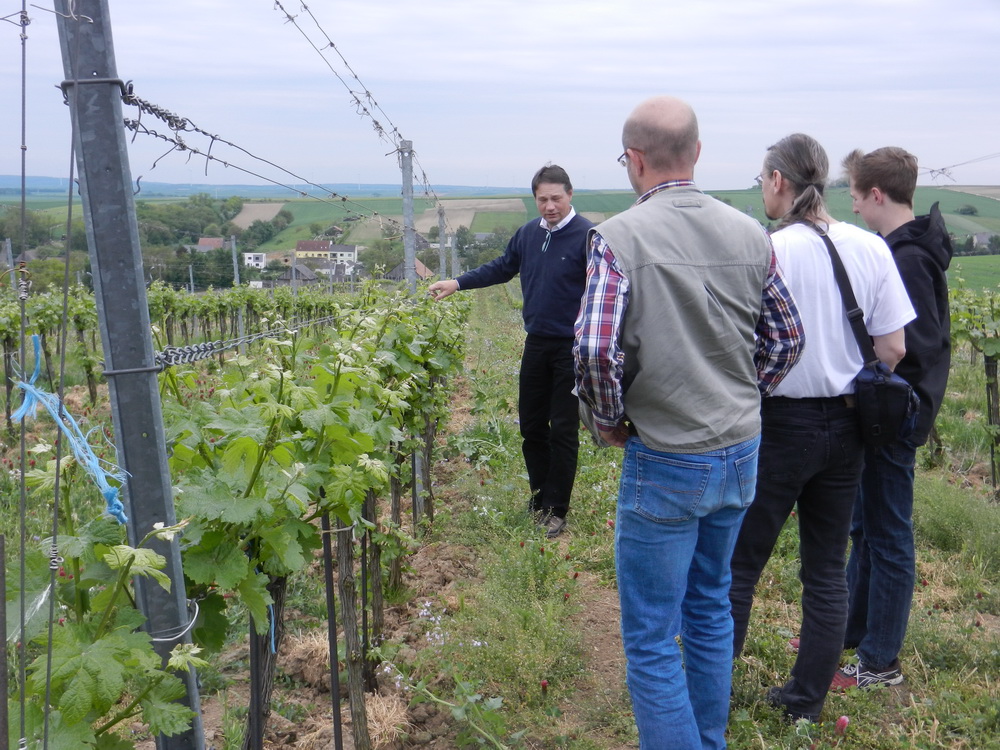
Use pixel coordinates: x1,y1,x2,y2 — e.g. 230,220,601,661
596,187,771,453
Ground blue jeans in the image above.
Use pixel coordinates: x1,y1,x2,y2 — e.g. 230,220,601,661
617,434,760,750
519,335,580,519
844,438,918,669
729,397,863,720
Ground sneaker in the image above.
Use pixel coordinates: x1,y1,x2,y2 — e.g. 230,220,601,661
831,660,904,690
543,515,567,538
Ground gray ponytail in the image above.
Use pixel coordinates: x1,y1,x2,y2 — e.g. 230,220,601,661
764,133,829,230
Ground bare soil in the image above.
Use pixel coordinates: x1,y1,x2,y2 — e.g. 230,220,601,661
415,198,526,233
231,202,286,230
942,186,1000,200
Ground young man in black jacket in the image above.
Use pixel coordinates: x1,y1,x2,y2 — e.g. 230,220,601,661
834,147,953,689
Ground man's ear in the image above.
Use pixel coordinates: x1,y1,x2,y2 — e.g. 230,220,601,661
871,186,885,205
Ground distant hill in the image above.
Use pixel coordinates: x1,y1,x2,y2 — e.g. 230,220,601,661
0,175,527,200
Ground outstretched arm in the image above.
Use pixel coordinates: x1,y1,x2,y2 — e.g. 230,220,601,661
427,279,460,301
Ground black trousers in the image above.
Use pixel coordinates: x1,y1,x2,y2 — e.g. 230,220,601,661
729,396,864,720
518,334,580,519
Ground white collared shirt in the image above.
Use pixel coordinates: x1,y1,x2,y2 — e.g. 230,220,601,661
539,207,578,232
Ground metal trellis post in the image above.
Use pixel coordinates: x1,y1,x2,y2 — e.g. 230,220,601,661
3,238,12,286
437,205,446,277
400,140,416,293
53,3,205,748
230,235,245,353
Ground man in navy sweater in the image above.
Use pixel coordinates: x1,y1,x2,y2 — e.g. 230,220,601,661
429,164,594,537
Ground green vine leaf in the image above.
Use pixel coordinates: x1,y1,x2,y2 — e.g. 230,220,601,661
183,531,249,588
103,546,170,591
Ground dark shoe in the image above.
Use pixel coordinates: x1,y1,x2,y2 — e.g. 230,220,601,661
765,686,818,723
542,514,567,538
831,660,904,690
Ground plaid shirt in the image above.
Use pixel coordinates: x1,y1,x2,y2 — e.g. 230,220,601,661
574,182,804,429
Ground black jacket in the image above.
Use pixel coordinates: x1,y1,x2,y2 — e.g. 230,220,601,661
883,202,953,443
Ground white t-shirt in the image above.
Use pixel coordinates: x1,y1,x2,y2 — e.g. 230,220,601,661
770,221,915,398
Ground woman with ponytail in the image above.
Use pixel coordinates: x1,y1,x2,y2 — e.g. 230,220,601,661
727,134,915,723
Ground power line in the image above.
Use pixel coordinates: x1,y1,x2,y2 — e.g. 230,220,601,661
116,84,406,233
271,0,402,149
924,152,1000,182
269,1,456,235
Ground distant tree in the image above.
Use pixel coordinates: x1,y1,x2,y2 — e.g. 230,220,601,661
221,196,244,220
203,223,221,237
956,204,979,216
309,222,323,237
454,226,474,255
427,225,440,240
989,234,1000,254
0,206,51,249
275,208,294,228
358,239,403,275
242,219,277,249
464,225,514,268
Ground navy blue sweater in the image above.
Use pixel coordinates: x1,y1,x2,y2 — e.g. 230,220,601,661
457,213,594,338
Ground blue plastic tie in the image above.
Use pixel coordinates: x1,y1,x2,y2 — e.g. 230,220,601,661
12,335,129,524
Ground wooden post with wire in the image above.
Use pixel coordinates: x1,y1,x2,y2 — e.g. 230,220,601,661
53,3,205,749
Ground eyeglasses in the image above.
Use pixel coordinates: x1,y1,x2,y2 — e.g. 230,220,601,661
754,174,764,187
617,151,628,168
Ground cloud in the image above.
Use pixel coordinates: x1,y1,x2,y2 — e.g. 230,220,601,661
1,0,997,191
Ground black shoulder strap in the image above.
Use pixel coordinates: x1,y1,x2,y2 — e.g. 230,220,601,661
810,224,879,367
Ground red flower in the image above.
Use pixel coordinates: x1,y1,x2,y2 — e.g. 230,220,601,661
835,715,849,736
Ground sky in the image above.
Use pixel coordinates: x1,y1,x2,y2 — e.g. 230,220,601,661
1,0,998,194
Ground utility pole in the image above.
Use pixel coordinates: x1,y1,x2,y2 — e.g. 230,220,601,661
188,264,195,294
437,205,446,277
400,140,416,293
451,231,459,278
54,3,204,749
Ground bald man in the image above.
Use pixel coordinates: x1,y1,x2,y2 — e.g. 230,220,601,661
574,96,803,749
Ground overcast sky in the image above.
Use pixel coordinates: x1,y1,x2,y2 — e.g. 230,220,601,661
2,0,998,193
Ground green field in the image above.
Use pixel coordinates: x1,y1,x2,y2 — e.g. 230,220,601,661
7,185,997,254
470,210,527,233
178,185,1000,251
948,255,1000,291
